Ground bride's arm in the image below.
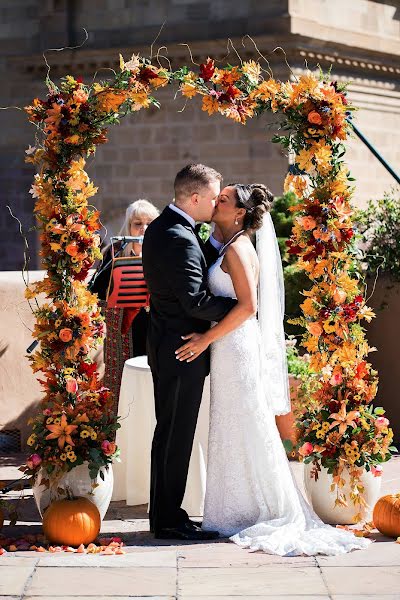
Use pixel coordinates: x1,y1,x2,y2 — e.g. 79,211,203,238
175,242,257,362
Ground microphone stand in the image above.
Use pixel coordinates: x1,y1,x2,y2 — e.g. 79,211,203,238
87,240,129,292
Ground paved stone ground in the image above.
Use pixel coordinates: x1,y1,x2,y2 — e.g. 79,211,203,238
0,454,399,599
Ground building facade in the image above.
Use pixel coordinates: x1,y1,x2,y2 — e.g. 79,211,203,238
0,0,399,270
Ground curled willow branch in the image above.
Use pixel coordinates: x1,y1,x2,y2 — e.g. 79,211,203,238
6,205,38,315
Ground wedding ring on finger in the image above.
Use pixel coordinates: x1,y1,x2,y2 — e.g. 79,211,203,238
189,351,194,357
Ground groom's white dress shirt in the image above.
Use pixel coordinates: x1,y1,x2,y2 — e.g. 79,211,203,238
168,203,223,252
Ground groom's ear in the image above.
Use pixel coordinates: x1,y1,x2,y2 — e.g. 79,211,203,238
191,192,200,205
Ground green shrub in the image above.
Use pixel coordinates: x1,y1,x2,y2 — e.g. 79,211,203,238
270,192,312,338
355,188,400,282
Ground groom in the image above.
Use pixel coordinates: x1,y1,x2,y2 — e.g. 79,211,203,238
142,164,236,540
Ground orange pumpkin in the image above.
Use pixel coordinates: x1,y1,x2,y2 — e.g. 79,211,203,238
373,493,400,538
43,497,100,546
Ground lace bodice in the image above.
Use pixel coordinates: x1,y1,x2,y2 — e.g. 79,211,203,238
208,256,236,299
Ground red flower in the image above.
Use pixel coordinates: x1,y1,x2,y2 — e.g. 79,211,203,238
219,85,240,103
286,239,302,255
139,67,158,84
200,58,215,82
356,361,368,379
342,228,354,241
328,400,340,413
79,362,97,377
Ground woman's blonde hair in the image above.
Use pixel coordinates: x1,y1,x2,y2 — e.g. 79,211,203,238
118,199,159,237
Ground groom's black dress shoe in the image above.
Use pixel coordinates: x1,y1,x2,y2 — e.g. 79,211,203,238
150,519,203,534
154,522,219,540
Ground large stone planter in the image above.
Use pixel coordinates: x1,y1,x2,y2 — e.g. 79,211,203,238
32,462,113,521
304,462,382,525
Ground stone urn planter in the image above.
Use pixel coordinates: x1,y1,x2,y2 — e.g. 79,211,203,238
303,462,382,525
32,462,113,521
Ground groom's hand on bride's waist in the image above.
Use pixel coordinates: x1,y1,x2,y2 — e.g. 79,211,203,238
175,331,211,363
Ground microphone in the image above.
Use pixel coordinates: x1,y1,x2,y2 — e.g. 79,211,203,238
27,340,39,353
110,236,144,243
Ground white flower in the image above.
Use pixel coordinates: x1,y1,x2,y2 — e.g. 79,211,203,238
124,53,141,73
29,184,41,198
25,145,36,155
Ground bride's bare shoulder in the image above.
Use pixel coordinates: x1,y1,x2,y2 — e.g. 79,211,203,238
224,236,258,270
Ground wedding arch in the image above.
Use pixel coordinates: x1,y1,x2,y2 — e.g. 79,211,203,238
23,52,394,518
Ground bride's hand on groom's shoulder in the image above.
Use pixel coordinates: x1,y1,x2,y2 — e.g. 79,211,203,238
175,332,210,363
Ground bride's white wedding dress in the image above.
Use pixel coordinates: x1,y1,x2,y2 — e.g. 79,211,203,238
202,255,371,556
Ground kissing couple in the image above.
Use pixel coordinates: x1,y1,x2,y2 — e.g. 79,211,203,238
142,164,370,556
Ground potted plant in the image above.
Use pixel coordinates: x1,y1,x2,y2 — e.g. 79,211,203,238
288,224,397,523
283,170,397,524
355,188,400,446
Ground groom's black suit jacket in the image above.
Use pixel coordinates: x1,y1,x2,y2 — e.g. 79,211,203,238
142,205,236,377
142,205,236,531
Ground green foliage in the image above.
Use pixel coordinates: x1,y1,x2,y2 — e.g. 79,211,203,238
198,223,212,243
286,337,312,378
270,191,312,337
355,188,400,282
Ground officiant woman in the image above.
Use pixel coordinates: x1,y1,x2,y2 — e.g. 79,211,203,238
90,199,159,410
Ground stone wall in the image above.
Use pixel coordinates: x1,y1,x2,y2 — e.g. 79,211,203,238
0,0,398,269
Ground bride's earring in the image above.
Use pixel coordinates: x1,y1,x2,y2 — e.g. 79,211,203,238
234,217,239,225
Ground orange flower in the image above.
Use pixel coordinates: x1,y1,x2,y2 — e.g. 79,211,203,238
64,135,81,145
181,83,198,98
308,111,322,125
46,414,77,449
73,88,88,104
333,287,347,304
297,216,316,231
59,328,73,342
202,95,219,116
307,321,323,336
66,242,78,257
329,403,360,436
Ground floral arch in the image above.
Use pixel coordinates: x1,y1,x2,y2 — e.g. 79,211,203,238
23,53,394,517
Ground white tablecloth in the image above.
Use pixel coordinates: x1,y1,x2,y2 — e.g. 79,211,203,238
112,355,210,517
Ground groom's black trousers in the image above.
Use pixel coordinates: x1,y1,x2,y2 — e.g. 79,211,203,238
147,329,209,532
142,208,236,533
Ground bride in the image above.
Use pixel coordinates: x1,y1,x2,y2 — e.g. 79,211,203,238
175,183,371,556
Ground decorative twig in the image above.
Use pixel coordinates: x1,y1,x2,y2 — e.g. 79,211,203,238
150,21,166,60
272,46,298,82
365,256,385,304
241,35,274,79
6,205,38,315
227,38,243,66
91,67,117,84
42,28,89,91
155,46,172,71
178,43,200,66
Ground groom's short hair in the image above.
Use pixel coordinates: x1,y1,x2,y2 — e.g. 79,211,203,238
174,164,222,204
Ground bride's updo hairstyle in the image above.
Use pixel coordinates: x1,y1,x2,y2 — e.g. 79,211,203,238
231,183,274,231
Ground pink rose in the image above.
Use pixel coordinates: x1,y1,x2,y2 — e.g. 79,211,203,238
66,378,78,394
42,408,52,416
299,442,314,457
27,453,42,470
371,465,383,477
375,417,389,429
59,328,73,342
101,440,117,456
329,368,343,386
